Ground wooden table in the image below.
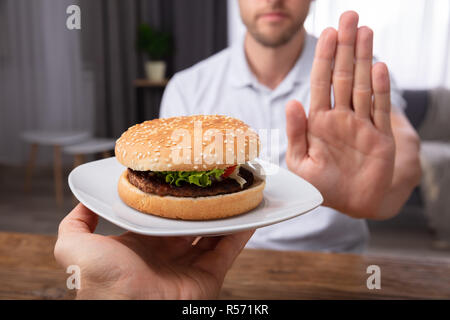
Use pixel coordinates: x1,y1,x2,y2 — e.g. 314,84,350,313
0,232,449,300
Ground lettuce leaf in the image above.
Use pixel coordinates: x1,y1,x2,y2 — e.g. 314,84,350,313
156,168,225,187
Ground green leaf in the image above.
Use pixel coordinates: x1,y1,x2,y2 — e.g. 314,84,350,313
164,174,173,184
155,168,225,188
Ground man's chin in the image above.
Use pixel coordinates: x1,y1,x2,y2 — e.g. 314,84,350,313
250,31,295,48
249,22,300,48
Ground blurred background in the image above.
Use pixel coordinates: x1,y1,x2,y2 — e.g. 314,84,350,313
1,0,449,259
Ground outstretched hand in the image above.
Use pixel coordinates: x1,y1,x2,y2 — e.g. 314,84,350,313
55,204,253,299
285,11,395,219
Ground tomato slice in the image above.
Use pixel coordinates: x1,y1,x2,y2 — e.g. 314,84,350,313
222,165,237,178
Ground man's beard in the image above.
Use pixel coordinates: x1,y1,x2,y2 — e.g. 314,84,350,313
247,21,303,48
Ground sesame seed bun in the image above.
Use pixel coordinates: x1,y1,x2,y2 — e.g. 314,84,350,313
115,115,260,171
118,170,265,220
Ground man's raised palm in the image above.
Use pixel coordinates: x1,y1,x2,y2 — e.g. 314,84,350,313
286,12,395,218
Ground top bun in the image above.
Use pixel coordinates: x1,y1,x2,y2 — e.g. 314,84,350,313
115,115,260,171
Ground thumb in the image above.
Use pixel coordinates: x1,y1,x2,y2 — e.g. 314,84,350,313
58,203,99,237
55,204,99,269
192,229,255,283
286,100,308,161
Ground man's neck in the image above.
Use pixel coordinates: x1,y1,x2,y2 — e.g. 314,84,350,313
244,28,306,90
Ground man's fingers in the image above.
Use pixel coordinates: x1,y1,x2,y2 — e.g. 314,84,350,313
310,27,337,113
372,62,392,134
192,236,222,251
333,11,359,110
353,26,373,118
58,203,99,237
193,230,254,281
286,100,308,161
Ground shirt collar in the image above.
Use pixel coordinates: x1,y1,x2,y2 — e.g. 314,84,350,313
228,33,316,94
228,35,256,88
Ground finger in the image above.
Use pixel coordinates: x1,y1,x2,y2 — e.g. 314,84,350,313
333,11,359,110
193,236,222,251
193,230,254,281
140,234,198,251
286,100,308,161
57,203,99,237
310,27,337,112
119,233,196,261
190,236,201,246
166,236,223,265
353,26,373,118
372,62,392,134
54,204,99,269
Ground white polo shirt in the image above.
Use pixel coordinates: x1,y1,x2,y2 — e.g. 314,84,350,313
160,34,406,253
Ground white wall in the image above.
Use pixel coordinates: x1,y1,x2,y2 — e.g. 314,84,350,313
227,0,450,89
227,0,246,46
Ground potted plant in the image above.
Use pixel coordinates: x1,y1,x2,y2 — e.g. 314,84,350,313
137,24,172,81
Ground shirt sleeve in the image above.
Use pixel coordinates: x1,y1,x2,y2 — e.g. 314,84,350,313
159,74,191,118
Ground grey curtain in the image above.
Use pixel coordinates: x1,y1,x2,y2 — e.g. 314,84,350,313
79,0,228,139
0,0,94,165
78,0,136,140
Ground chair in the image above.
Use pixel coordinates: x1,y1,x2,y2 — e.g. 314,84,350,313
63,138,116,167
22,131,90,206
63,138,116,205
403,88,450,246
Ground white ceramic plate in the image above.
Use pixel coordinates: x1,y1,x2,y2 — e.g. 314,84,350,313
68,157,323,236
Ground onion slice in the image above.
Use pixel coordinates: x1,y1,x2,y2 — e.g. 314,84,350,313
228,167,247,189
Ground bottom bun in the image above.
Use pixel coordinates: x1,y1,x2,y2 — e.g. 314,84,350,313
118,170,265,220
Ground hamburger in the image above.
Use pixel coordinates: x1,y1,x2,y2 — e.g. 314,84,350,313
115,115,265,220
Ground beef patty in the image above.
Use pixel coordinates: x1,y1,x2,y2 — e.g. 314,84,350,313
127,167,254,198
